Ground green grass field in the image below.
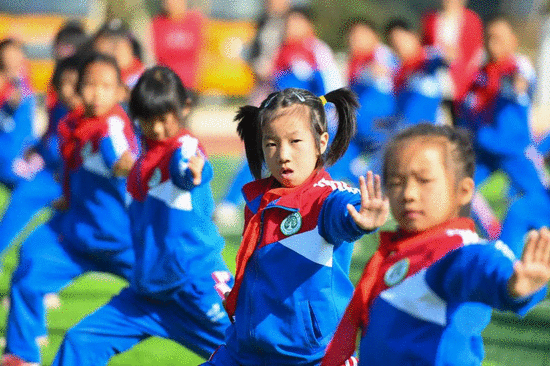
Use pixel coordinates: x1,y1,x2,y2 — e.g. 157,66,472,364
0,155,548,365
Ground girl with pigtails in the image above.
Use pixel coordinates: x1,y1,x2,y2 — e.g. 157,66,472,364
202,87,390,366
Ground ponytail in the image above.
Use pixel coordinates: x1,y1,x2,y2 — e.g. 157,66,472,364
235,106,263,179
323,88,359,166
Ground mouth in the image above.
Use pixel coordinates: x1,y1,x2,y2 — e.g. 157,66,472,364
402,209,423,220
280,168,294,181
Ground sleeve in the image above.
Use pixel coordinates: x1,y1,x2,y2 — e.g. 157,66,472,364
169,136,213,191
317,187,373,244
100,115,133,170
425,241,547,316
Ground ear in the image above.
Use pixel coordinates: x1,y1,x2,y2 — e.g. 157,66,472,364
319,131,329,155
181,97,193,119
457,177,475,207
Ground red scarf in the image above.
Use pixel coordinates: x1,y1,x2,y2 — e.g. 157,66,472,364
468,57,518,114
274,37,318,74
127,129,205,202
348,51,375,85
225,169,330,318
393,49,427,92
122,58,145,88
321,218,476,366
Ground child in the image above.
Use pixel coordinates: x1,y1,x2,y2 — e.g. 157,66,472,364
458,16,545,240
322,124,550,366
0,55,82,255
93,19,145,92
2,53,137,366
329,18,397,182
51,66,232,365
385,19,452,127
151,0,205,90
273,6,344,95
0,39,36,191
203,87,389,366
421,0,483,102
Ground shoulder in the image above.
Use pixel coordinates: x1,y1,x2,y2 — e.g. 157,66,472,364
514,53,536,81
463,8,483,25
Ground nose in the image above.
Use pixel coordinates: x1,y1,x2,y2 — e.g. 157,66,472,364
278,142,291,163
402,179,417,202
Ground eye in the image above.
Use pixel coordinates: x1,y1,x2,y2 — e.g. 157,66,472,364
291,139,302,144
418,177,433,184
264,141,276,148
386,178,402,187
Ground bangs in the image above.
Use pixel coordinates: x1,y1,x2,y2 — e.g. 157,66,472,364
130,78,182,121
260,104,311,130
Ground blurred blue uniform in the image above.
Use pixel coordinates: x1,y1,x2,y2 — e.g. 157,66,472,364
0,100,66,254
329,45,398,181
4,106,136,364
52,131,232,366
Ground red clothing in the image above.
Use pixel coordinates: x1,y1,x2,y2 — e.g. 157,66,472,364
322,218,475,366
274,37,318,74
347,51,375,85
152,11,205,89
121,58,146,89
393,48,428,92
421,9,483,102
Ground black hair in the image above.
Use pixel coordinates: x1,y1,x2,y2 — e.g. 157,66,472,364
54,20,87,52
0,38,22,71
235,87,359,180
287,5,315,22
382,123,475,184
129,66,191,123
342,17,378,37
486,13,514,29
94,18,131,42
52,54,82,91
76,52,121,93
384,18,414,43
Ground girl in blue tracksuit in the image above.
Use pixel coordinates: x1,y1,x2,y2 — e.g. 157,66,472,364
323,124,549,366
51,66,233,366
2,53,137,366
203,87,390,366
0,55,82,254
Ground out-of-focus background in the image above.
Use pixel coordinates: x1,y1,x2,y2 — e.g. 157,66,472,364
1,0,550,365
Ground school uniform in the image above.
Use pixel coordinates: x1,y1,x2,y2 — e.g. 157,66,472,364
121,57,146,90
393,47,450,127
51,130,232,366
0,100,68,254
4,105,137,364
273,37,344,95
323,218,546,366
458,55,547,239
329,45,398,181
205,169,370,366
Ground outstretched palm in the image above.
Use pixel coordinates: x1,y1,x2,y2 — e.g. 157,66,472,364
509,227,550,298
347,171,390,231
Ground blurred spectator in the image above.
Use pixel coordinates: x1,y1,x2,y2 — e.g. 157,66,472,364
536,3,550,108
386,19,451,127
92,19,145,95
421,0,483,103
151,0,205,90
245,0,289,105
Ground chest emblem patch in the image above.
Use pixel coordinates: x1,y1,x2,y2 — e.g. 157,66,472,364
384,258,410,287
280,211,302,236
148,167,162,188
81,141,93,160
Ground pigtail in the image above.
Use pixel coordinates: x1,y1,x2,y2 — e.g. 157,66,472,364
235,106,263,180
323,88,359,166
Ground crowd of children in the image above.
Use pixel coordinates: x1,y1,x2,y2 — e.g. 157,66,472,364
0,0,549,365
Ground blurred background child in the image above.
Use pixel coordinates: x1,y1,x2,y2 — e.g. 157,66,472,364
2,53,137,366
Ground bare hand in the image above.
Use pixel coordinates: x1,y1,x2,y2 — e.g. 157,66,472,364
51,196,69,211
347,171,390,231
508,227,550,298
188,155,205,186
112,150,135,177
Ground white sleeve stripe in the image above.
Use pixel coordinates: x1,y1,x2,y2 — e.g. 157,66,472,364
108,116,130,158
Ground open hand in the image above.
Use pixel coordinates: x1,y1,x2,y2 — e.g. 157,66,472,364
188,155,205,186
508,227,550,298
347,171,390,231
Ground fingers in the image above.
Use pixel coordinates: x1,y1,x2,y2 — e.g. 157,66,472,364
537,227,550,264
188,155,205,186
522,230,540,264
360,171,383,201
347,203,361,224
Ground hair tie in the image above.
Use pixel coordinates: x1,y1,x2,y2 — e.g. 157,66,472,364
319,95,327,106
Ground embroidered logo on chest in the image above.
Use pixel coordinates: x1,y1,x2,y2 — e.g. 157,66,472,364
280,211,302,236
384,258,410,287
148,167,162,188
81,141,93,160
